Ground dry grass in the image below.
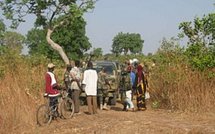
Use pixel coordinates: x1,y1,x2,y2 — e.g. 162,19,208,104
0,60,46,133
0,56,214,133
150,63,215,113
0,56,66,133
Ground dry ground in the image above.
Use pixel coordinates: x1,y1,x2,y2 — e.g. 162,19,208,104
15,101,215,134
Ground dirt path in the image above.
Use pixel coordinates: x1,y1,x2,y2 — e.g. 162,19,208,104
21,103,215,134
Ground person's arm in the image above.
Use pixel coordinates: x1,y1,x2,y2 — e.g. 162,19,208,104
82,71,87,85
70,70,76,81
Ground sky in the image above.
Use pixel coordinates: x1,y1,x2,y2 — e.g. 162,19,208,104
5,0,215,55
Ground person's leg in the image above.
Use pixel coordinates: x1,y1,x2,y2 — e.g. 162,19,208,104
136,86,140,110
136,85,145,110
141,94,146,109
127,98,134,111
86,96,93,114
122,100,128,111
102,90,109,110
49,97,58,109
68,88,73,98
98,89,103,110
121,90,126,104
103,96,109,110
72,90,80,113
126,92,134,109
92,96,98,114
142,84,147,108
49,97,59,116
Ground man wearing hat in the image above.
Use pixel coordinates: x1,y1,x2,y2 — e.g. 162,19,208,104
45,63,60,113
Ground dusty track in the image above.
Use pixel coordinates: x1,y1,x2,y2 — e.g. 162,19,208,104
18,102,215,134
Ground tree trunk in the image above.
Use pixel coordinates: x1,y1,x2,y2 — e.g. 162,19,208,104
46,28,70,64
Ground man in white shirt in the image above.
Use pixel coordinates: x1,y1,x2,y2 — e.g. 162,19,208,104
82,61,98,115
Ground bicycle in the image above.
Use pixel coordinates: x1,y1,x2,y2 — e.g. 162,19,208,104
36,89,75,126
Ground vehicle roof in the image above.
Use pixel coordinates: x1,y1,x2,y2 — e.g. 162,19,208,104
92,60,120,70
93,60,117,63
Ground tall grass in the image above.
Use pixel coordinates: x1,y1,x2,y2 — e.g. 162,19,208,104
150,62,215,112
0,53,47,133
0,52,214,133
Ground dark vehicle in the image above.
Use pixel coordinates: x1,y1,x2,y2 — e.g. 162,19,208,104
80,61,121,105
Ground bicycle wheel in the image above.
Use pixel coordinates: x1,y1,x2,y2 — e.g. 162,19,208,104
60,98,75,119
36,104,52,126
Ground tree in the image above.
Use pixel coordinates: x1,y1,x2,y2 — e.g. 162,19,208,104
112,32,144,55
0,20,6,54
92,47,103,58
179,13,215,70
26,28,54,57
52,15,91,60
2,31,25,54
26,15,91,60
0,19,6,45
179,13,215,46
0,0,97,64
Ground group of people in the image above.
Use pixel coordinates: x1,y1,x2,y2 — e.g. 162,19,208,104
45,61,99,115
120,59,149,112
44,58,149,116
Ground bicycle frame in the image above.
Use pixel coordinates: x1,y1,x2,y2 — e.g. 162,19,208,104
36,90,75,126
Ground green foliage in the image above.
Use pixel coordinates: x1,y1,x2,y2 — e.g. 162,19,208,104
112,32,144,55
2,31,25,54
52,15,91,60
0,0,96,64
184,43,215,70
0,46,24,78
0,0,96,29
0,19,5,35
91,48,103,58
179,13,215,70
0,20,6,45
0,31,25,54
26,28,58,59
156,37,185,65
26,15,91,61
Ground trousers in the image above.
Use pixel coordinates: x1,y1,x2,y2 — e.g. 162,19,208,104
72,89,81,113
87,96,97,114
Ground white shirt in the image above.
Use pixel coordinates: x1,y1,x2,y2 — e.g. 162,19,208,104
70,66,81,90
82,69,98,96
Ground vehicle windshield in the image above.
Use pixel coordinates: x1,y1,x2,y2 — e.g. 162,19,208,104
95,63,116,75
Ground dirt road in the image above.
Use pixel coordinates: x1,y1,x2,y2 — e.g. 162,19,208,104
18,102,215,134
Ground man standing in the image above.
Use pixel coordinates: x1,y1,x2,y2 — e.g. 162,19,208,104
70,60,82,114
98,68,110,110
120,67,134,111
45,63,60,114
82,61,98,115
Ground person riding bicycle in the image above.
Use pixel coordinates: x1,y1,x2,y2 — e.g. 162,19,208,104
45,63,61,115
